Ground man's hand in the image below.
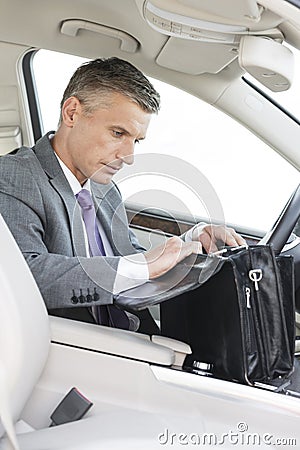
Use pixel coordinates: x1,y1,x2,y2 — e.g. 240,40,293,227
144,236,202,279
144,225,246,280
192,224,246,253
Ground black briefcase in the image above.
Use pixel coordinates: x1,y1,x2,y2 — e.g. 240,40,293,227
179,245,295,385
116,245,295,385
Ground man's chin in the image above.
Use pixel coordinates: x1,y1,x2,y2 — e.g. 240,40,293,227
90,173,113,185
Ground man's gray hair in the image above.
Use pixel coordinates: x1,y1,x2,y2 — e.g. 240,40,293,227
60,57,160,120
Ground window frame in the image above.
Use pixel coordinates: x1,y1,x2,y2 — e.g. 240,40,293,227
22,50,43,142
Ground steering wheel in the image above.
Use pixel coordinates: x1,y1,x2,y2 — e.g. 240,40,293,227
259,184,300,255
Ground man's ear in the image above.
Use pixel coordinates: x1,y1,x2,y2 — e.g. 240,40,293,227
61,97,81,127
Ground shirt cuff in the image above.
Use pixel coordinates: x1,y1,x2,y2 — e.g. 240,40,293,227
184,222,207,242
113,253,149,295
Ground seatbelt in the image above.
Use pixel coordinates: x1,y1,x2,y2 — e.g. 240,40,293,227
0,364,20,450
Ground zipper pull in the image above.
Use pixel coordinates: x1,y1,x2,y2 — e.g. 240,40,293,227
245,287,251,308
249,269,263,291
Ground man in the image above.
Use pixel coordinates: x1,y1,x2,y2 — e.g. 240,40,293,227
0,57,244,333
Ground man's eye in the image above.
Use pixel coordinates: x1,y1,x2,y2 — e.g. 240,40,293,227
113,130,123,137
135,139,140,144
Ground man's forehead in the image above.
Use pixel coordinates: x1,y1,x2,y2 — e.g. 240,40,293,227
104,91,144,111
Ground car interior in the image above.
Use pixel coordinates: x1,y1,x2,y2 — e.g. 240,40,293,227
0,0,300,449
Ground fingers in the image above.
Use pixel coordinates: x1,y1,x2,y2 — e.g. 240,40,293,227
198,225,247,253
145,223,246,280
222,227,247,247
183,239,203,258
230,229,247,246
200,231,218,253
145,236,202,279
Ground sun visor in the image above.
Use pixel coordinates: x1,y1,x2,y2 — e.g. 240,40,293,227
238,35,294,92
156,37,238,74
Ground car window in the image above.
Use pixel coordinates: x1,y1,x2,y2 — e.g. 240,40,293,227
32,49,299,232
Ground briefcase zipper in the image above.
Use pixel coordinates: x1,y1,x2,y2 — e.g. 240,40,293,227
248,268,271,378
245,287,251,309
244,287,256,354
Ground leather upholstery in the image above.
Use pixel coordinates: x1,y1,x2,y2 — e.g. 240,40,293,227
0,214,50,441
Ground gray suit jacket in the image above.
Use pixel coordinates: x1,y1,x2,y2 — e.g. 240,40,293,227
0,132,144,321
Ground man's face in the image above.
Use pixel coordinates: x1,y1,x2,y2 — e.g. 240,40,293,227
59,92,152,185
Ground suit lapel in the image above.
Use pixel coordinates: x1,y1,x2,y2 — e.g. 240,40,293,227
33,133,86,257
92,183,118,254
50,174,87,257
92,181,134,255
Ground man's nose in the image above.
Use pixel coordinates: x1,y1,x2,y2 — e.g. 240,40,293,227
121,153,134,165
117,142,135,165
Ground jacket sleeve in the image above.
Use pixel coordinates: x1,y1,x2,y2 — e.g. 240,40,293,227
0,156,127,310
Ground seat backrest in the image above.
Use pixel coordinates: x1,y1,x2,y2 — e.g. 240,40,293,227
0,214,50,439
0,126,22,155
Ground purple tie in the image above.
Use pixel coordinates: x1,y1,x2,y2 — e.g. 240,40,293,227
76,189,129,329
76,189,105,257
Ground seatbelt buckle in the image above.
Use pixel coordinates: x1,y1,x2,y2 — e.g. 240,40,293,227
50,387,93,426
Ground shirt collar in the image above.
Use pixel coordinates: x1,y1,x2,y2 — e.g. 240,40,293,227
54,151,90,196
